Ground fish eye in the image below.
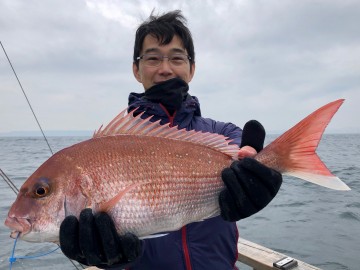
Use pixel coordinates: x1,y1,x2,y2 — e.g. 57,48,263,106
33,178,51,198
36,187,47,196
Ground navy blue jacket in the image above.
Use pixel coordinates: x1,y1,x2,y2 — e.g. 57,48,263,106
122,92,242,270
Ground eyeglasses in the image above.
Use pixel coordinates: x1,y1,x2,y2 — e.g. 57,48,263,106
136,53,191,67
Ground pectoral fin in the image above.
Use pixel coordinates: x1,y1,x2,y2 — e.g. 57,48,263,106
97,183,143,212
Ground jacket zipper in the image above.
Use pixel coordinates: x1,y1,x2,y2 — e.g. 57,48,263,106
159,103,176,127
160,103,192,270
182,226,193,270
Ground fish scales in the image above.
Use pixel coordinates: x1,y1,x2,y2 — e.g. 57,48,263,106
57,135,232,236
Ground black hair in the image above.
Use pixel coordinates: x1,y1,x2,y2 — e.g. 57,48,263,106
133,10,195,68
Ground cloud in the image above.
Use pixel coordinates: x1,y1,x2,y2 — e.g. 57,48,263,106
1,0,359,134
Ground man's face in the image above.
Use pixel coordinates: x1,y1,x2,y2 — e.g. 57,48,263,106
133,34,195,90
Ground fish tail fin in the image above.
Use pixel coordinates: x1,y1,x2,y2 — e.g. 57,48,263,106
257,99,350,190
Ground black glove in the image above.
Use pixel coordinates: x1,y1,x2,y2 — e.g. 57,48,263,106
60,208,142,268
219,120,282,222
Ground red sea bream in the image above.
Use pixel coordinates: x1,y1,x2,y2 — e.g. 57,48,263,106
5,99,350,243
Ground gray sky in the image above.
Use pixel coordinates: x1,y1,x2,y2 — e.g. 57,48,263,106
1,0,359,135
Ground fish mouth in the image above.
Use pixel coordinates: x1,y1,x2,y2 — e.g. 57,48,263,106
5,216,32,239
10,230,22,239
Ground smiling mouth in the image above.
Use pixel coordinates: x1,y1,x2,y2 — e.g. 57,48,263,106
154,77,179,84
154,80,167,84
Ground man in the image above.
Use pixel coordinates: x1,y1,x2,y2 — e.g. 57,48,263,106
60,10,282,270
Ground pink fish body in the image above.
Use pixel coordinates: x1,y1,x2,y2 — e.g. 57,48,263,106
5,99,350,243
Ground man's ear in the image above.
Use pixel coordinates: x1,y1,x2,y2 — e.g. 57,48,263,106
189,62,196,82
133,62,142,83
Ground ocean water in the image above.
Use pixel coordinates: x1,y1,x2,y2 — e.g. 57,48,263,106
0,134,359,270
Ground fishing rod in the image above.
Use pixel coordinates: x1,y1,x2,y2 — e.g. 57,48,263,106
1,41,84,270
1,41,53,155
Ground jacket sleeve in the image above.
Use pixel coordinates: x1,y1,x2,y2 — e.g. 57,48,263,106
218,122,242,146
193,116,242,146
212,121,242,146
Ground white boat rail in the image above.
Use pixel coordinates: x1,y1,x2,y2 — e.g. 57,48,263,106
237,237,321,270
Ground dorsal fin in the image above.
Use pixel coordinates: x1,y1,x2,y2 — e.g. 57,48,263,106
93,108,239,159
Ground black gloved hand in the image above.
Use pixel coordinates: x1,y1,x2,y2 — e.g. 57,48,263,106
219,120,283,222
60,209,142,269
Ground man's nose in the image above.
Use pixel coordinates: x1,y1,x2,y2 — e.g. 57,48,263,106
157,59,173,75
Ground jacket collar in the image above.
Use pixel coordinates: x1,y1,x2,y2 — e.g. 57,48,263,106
128,91,202,129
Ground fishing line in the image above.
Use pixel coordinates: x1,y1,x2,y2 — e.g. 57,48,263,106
1,41,84,270
1,41,53,155
9,232,60,270
8,239,84,270
0,168,19,195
